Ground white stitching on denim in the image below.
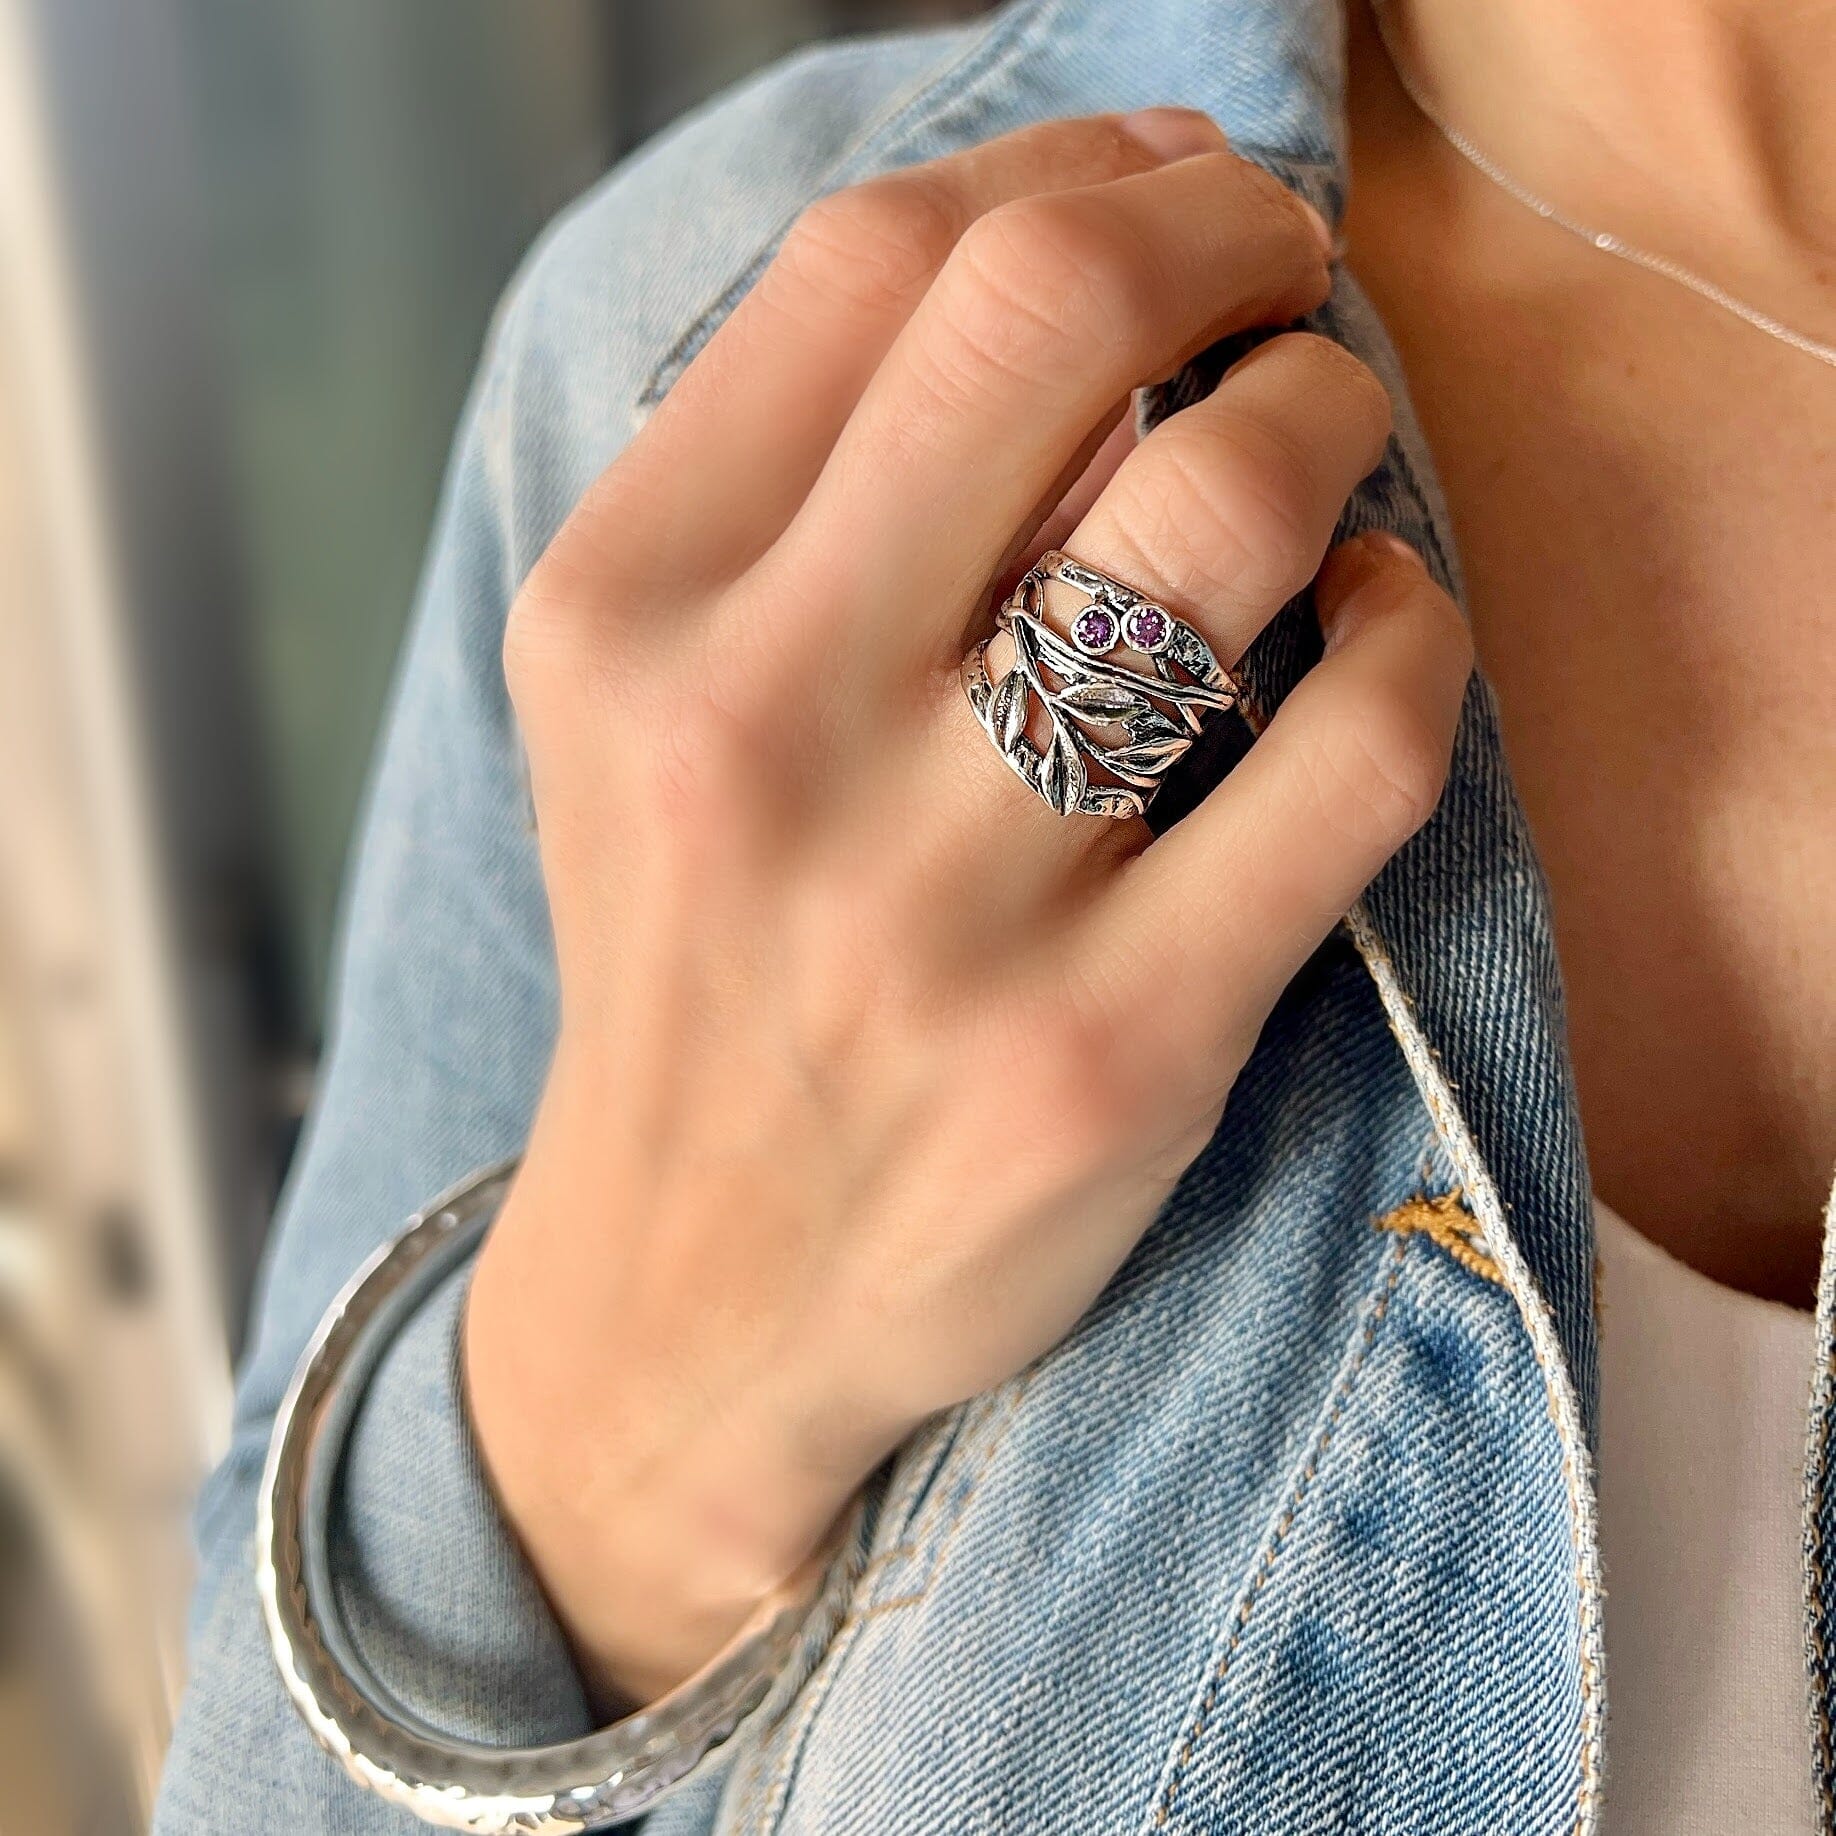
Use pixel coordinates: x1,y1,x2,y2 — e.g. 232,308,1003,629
1344,905,1605,1834
1799,1168,1836,1831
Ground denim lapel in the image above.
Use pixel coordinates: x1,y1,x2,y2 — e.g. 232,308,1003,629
995,0,1601,1432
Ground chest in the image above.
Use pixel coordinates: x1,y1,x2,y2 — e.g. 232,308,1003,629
1342,177,1836,1299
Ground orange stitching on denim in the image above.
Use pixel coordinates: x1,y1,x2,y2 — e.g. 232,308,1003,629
1374,1187,1503,1286
1150,1236,1407,1830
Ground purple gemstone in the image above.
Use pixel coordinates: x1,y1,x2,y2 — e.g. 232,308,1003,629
1123,605,1171,653
1071,606,1119,654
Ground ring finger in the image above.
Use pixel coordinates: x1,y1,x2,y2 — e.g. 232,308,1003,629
920,330,1394,883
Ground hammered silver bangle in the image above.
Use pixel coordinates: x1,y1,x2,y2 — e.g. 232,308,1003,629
258,1157,867,1833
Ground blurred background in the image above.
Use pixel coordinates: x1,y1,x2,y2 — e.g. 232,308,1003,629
0,3,989,1829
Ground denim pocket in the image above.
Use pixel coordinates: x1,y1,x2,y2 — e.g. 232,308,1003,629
1138,1230,1586,1836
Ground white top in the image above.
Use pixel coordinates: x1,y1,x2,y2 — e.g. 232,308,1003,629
1593,1196,1821,1834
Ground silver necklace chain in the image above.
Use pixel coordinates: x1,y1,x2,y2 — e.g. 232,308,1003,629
1369,0,1836,372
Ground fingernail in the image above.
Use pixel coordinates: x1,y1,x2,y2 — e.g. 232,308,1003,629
1295,194,1335,255
1118,106,1228,163
1364,530,1422,565
1317,533,1420,652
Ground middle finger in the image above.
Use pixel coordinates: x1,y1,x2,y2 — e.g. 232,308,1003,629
774,150,1331,696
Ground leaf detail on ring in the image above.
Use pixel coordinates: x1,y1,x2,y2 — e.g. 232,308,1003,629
1124,707,1187,748
1164,622,1230,692
991,666,1030,750
1104,731,1192,777
1057,679,1149,721
1039,721,1086,815
1081,785,1146,819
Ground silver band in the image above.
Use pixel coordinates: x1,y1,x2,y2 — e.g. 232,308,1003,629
962,549,1238,818
258,1158,865,1833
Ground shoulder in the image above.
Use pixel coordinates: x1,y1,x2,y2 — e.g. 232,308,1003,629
470,19,1010,576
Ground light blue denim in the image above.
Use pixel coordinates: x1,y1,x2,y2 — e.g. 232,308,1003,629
153,1,1836,1830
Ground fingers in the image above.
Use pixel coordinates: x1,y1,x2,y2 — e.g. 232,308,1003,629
777,146,1331,689
1066,533,1472,1073
1061,333,1393,671
546,111,1223,605
896,333,1391,898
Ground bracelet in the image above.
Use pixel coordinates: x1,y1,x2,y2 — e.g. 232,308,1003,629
258,1157,866,1833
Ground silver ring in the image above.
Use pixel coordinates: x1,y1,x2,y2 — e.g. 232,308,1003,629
961,549,1239,818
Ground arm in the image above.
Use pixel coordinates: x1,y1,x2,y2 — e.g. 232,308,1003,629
156,36,981,1827
158,66,1468,1836
153,312,597,1829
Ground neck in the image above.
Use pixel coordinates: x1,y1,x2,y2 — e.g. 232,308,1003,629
1374,0,1836,258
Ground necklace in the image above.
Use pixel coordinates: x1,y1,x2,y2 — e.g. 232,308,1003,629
1368,0,1836,372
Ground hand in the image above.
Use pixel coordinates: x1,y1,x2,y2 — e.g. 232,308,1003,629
463,107,1471,1712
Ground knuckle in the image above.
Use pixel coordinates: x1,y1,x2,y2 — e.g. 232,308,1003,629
1309,688,1451,845
1127,417,1319,599
992,970,1152,1160
1289,331,1389,408
945,194,1156,375
779,175,959,311
1294,333,1395,453
1084,109,1174,170
644,680,758,819
1254,166,1329,246
502,574,598,710
1223,163,1330,280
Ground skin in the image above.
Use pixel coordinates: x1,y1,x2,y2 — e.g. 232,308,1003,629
1343,0,1836,1304
462,109,1472,1711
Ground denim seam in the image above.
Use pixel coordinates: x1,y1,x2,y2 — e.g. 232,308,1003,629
1809,1360,1834,1830
728,1372,1034,1833
852,1381,1023,1609
1343,902,1604,1833
724,1603,863,1834
871,1406,969,1552
1801,1168,1836,1831
636,0,1066,412
1146,1230,1410,1831
861,1374,1032,1613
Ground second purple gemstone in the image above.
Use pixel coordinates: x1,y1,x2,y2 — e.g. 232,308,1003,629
1122,606,1171,653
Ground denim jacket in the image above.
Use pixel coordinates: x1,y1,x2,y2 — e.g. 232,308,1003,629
154,1,1836,1830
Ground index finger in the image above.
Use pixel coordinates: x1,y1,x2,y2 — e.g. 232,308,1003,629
585,110,1231,598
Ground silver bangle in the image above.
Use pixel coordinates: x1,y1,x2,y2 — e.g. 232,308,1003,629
258,1158,866,1833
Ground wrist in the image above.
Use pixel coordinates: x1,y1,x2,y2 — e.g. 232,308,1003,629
460,1139,881,1711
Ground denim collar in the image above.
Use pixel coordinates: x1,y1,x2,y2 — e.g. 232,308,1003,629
947,0,1600,1429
